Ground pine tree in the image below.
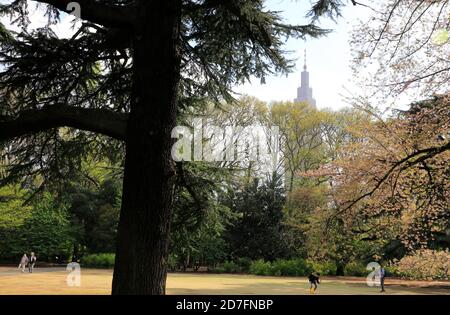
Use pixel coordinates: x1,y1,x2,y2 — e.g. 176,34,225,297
224,174,289,261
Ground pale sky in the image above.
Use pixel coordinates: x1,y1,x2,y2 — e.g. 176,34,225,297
235,0,373,110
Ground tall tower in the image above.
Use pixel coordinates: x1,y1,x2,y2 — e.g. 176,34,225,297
294,49,316,107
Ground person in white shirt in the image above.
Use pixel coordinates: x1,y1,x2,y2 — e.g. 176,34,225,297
18,254,28,273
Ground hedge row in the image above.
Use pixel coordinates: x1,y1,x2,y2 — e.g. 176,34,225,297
79,250,450,281
211,259,339,277
81,253,115,268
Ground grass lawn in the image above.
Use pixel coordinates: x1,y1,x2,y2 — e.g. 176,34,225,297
0,267,449,295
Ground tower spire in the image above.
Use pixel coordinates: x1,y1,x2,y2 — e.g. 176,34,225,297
294,47,316,107
303,48,307,71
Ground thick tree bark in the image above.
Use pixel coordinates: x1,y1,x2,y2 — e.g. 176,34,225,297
0,106,127,141
111,0,181,295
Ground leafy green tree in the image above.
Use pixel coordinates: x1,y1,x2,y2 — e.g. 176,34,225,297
269,102,327,192
1,192,74,261
0,184,31,229
283,185,328,258
306,210,379,276
278,107,368,260
0,184,32,260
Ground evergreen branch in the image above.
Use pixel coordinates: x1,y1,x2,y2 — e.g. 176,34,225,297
34,0,137,27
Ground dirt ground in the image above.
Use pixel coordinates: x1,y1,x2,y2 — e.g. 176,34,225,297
0,267,449,295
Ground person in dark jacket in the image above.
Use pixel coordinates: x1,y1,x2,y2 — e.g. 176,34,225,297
28,252,37,273
378,265,386,292
308,272,320,294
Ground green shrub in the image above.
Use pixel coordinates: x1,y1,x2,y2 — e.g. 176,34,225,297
81,253,115,268
209,260,248,274
249,259,273,276
249,259,312,277
235,257,252,273
210,265,226,273
212,259,345,277
344,262,368,277
222,261,240,273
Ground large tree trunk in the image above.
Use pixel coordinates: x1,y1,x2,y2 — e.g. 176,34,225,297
112,0,181,295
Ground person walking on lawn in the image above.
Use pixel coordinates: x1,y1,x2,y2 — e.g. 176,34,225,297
308,272,321,294
379,265,386,292
18,253,29,273
28,252,37,273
